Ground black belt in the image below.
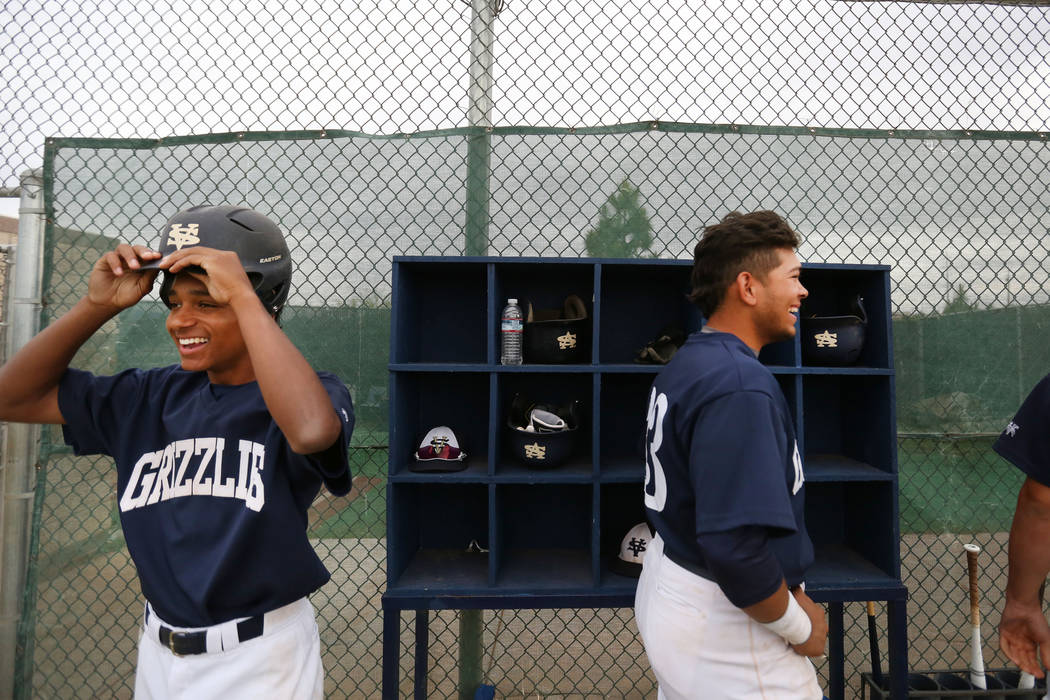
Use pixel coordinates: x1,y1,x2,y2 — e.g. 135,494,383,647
153,612,264,656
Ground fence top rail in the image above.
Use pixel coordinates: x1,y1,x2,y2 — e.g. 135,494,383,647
41,122,1050,155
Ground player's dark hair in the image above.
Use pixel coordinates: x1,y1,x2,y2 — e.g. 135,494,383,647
688,211,801,318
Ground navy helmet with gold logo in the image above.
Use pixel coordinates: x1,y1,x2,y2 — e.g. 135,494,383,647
142,204,292,316
800,294,867,366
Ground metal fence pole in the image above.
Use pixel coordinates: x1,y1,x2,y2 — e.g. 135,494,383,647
464,0,498,257
461,1,500,694
0,169,45,700
0,244,15,547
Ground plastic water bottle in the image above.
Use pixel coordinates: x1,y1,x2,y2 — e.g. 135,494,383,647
500,298,523,365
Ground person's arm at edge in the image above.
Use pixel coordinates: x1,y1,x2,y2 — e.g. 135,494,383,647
1001,476,1050,677
0,245,159,425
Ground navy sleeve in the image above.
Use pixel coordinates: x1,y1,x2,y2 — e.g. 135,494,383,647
993,374,1050,486
58,367,146,457
303,372,355,496
690,390,797,534
697,525,784,608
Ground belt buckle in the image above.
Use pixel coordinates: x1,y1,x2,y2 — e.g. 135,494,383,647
167,630,185,657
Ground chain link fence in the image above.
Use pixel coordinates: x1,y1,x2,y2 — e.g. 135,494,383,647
4,1,1050,698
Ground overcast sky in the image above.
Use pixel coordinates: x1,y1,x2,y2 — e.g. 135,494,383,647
4,0,1050,193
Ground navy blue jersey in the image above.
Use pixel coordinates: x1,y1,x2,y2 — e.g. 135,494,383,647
643,330,813,587
994,374,1050,484
58,365,355,627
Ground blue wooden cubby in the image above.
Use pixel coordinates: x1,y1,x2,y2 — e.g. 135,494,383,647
382,256,909,699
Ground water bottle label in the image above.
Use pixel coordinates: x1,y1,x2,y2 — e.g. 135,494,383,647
501,319,522,332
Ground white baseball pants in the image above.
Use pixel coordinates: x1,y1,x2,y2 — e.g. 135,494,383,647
135,597,324,700
635,534,824,700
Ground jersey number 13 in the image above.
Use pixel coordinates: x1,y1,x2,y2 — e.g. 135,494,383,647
643,387,668,512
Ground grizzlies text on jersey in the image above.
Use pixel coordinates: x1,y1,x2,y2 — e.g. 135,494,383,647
58,365,354,628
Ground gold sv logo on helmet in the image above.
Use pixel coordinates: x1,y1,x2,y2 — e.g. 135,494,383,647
166,223,201,250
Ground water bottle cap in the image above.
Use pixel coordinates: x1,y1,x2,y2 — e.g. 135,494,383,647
507,298,517,304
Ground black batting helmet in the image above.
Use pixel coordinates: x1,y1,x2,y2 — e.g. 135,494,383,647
505,393,582,469
523,294,590,364
800,294,867,366
143,205,292,315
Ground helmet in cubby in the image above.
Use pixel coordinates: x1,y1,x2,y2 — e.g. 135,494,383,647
523,294,590,364
800,294,867,366
505,393,582,469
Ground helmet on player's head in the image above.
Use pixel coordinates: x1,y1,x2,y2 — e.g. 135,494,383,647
800,294,867,366
145,205,292,316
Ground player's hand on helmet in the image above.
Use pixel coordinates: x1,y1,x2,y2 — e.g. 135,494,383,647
789,588,828,658
88,244,161,310
1000,596,1050,678
160,246,255,307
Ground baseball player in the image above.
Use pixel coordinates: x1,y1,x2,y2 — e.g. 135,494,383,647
634,211,828,699
0,205,354,699
994,379,1050,678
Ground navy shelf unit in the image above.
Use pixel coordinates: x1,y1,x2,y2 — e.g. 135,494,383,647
382,257,909,699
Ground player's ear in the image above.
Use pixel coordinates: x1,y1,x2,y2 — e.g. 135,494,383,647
733,271,759,307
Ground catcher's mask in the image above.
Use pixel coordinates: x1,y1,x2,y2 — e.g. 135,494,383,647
800,294,867,366
142,204,292,317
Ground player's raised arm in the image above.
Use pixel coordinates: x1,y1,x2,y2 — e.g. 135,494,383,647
0,243,160,424
238,306,342,455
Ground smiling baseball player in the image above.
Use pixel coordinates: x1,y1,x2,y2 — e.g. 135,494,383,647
634,211,827,699
0,204,354,699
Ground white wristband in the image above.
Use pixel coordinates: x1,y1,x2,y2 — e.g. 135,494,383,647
761,592,812,646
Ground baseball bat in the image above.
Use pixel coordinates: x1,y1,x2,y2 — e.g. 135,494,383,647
866,601,884,689
1018,579,1047,690
964,543,987,689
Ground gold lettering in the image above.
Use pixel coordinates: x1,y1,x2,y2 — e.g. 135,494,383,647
813,330,837,348
524,442,546,459
166,223,200,250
